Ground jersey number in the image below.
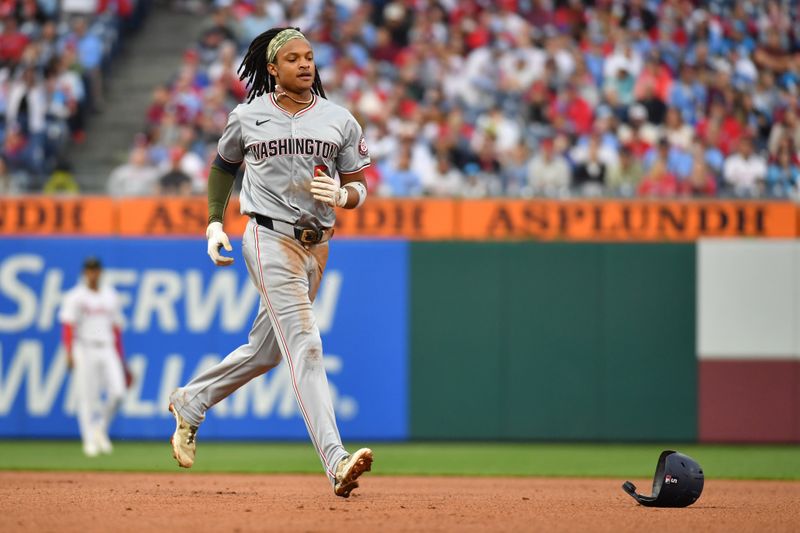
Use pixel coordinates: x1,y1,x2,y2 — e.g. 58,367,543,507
314,164,329,178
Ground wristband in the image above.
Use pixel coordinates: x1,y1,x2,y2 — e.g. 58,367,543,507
343,182,367,208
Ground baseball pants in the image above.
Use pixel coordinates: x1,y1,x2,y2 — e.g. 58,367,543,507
170,218,348,481
73,342,126,448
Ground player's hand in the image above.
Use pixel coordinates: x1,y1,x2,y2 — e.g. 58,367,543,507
124,366,133,388
310,169,347,207
206,221,234,266
66,353,74,371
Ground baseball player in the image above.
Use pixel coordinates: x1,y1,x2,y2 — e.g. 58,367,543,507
168,27,373,498
60,257,131,457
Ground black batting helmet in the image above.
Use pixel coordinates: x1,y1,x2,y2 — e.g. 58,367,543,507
622,450,704,508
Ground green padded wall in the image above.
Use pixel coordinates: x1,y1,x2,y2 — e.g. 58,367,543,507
409,242,696,441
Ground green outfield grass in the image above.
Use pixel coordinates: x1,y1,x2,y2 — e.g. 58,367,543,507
0,441,798,480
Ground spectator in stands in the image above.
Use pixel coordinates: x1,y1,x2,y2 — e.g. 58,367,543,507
107,145,160,196
572,138,606,196
551,83,593,136
501,141,531,196
669,64,705,125
3,124,35,188
379,145,422,197
663,107,694,151
158,146,193,196
240,0,284,46
724,137,768,197
423,154,463,197
683,159,717,198
44,62,72,153
461,162,490,198
607,146,644,197
638,159,679,198
6,66,47,172
637,80,668,126
765,145,800,198
197,7,239,65
36,20,59,68
604,40,643,82
525,137,570,198
146,84,170,126
0,16,29,66
64,16,104,112
643,137,692,182
42,160,78,193
618,103,659,152
767,106,800,155
51,46,87,141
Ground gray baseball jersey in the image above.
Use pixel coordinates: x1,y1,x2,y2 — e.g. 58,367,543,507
218,93,370,227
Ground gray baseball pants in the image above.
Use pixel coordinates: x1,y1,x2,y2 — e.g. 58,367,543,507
170,218,347,481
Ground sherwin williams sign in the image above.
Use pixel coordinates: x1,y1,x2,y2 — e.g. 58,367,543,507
0,238,408,440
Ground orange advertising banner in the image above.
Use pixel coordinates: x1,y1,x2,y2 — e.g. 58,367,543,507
1,197,798,241
334,198,457,239
0,197,114,235
116,197,248,237
115,197,457,239
458,200,798,241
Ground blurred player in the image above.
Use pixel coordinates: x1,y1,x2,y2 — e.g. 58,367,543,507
60,257,131,457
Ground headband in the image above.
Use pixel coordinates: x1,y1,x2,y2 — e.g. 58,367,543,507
267,28,306,64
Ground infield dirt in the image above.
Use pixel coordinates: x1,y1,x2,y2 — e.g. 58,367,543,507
0,472,797,532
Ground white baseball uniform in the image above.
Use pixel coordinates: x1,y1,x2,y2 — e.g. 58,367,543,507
59,282,127,455
170,91,370,483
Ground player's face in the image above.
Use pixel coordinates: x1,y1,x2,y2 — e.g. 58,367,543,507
84,267,101,288
270,39,315,93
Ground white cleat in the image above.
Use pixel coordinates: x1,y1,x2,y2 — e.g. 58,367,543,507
169,403,198,468
95,428,113,455
334,448,373,498
83,441,99,458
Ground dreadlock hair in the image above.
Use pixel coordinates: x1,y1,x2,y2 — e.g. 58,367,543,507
238,27,327,103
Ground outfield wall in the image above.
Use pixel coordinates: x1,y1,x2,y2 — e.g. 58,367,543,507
0,198,798,442
409,243,697,441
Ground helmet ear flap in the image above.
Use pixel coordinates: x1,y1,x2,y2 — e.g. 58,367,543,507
623,450,704,508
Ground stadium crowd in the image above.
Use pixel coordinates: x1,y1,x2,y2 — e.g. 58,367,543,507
113,0,800,199
0,0,150,194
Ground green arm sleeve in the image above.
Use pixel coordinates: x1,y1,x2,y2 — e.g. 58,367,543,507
207,164,236,225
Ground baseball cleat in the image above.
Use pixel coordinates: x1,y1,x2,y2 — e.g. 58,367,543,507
169,403,198,468
95,428,113,455
82,441,99,458
334,448,373,498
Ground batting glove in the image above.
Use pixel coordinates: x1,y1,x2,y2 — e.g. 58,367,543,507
206,221,234,266
311,169,348,207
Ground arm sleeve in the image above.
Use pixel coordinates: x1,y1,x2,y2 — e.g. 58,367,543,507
217,108,245,164
62,323,73,353
336,114,371,174
113,325,124,361
207,165,236,225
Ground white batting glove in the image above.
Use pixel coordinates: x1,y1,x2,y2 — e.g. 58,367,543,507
206,221,234,266
310,169,348,207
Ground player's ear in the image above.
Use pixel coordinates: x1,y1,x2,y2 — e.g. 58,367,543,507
267,62,278,78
